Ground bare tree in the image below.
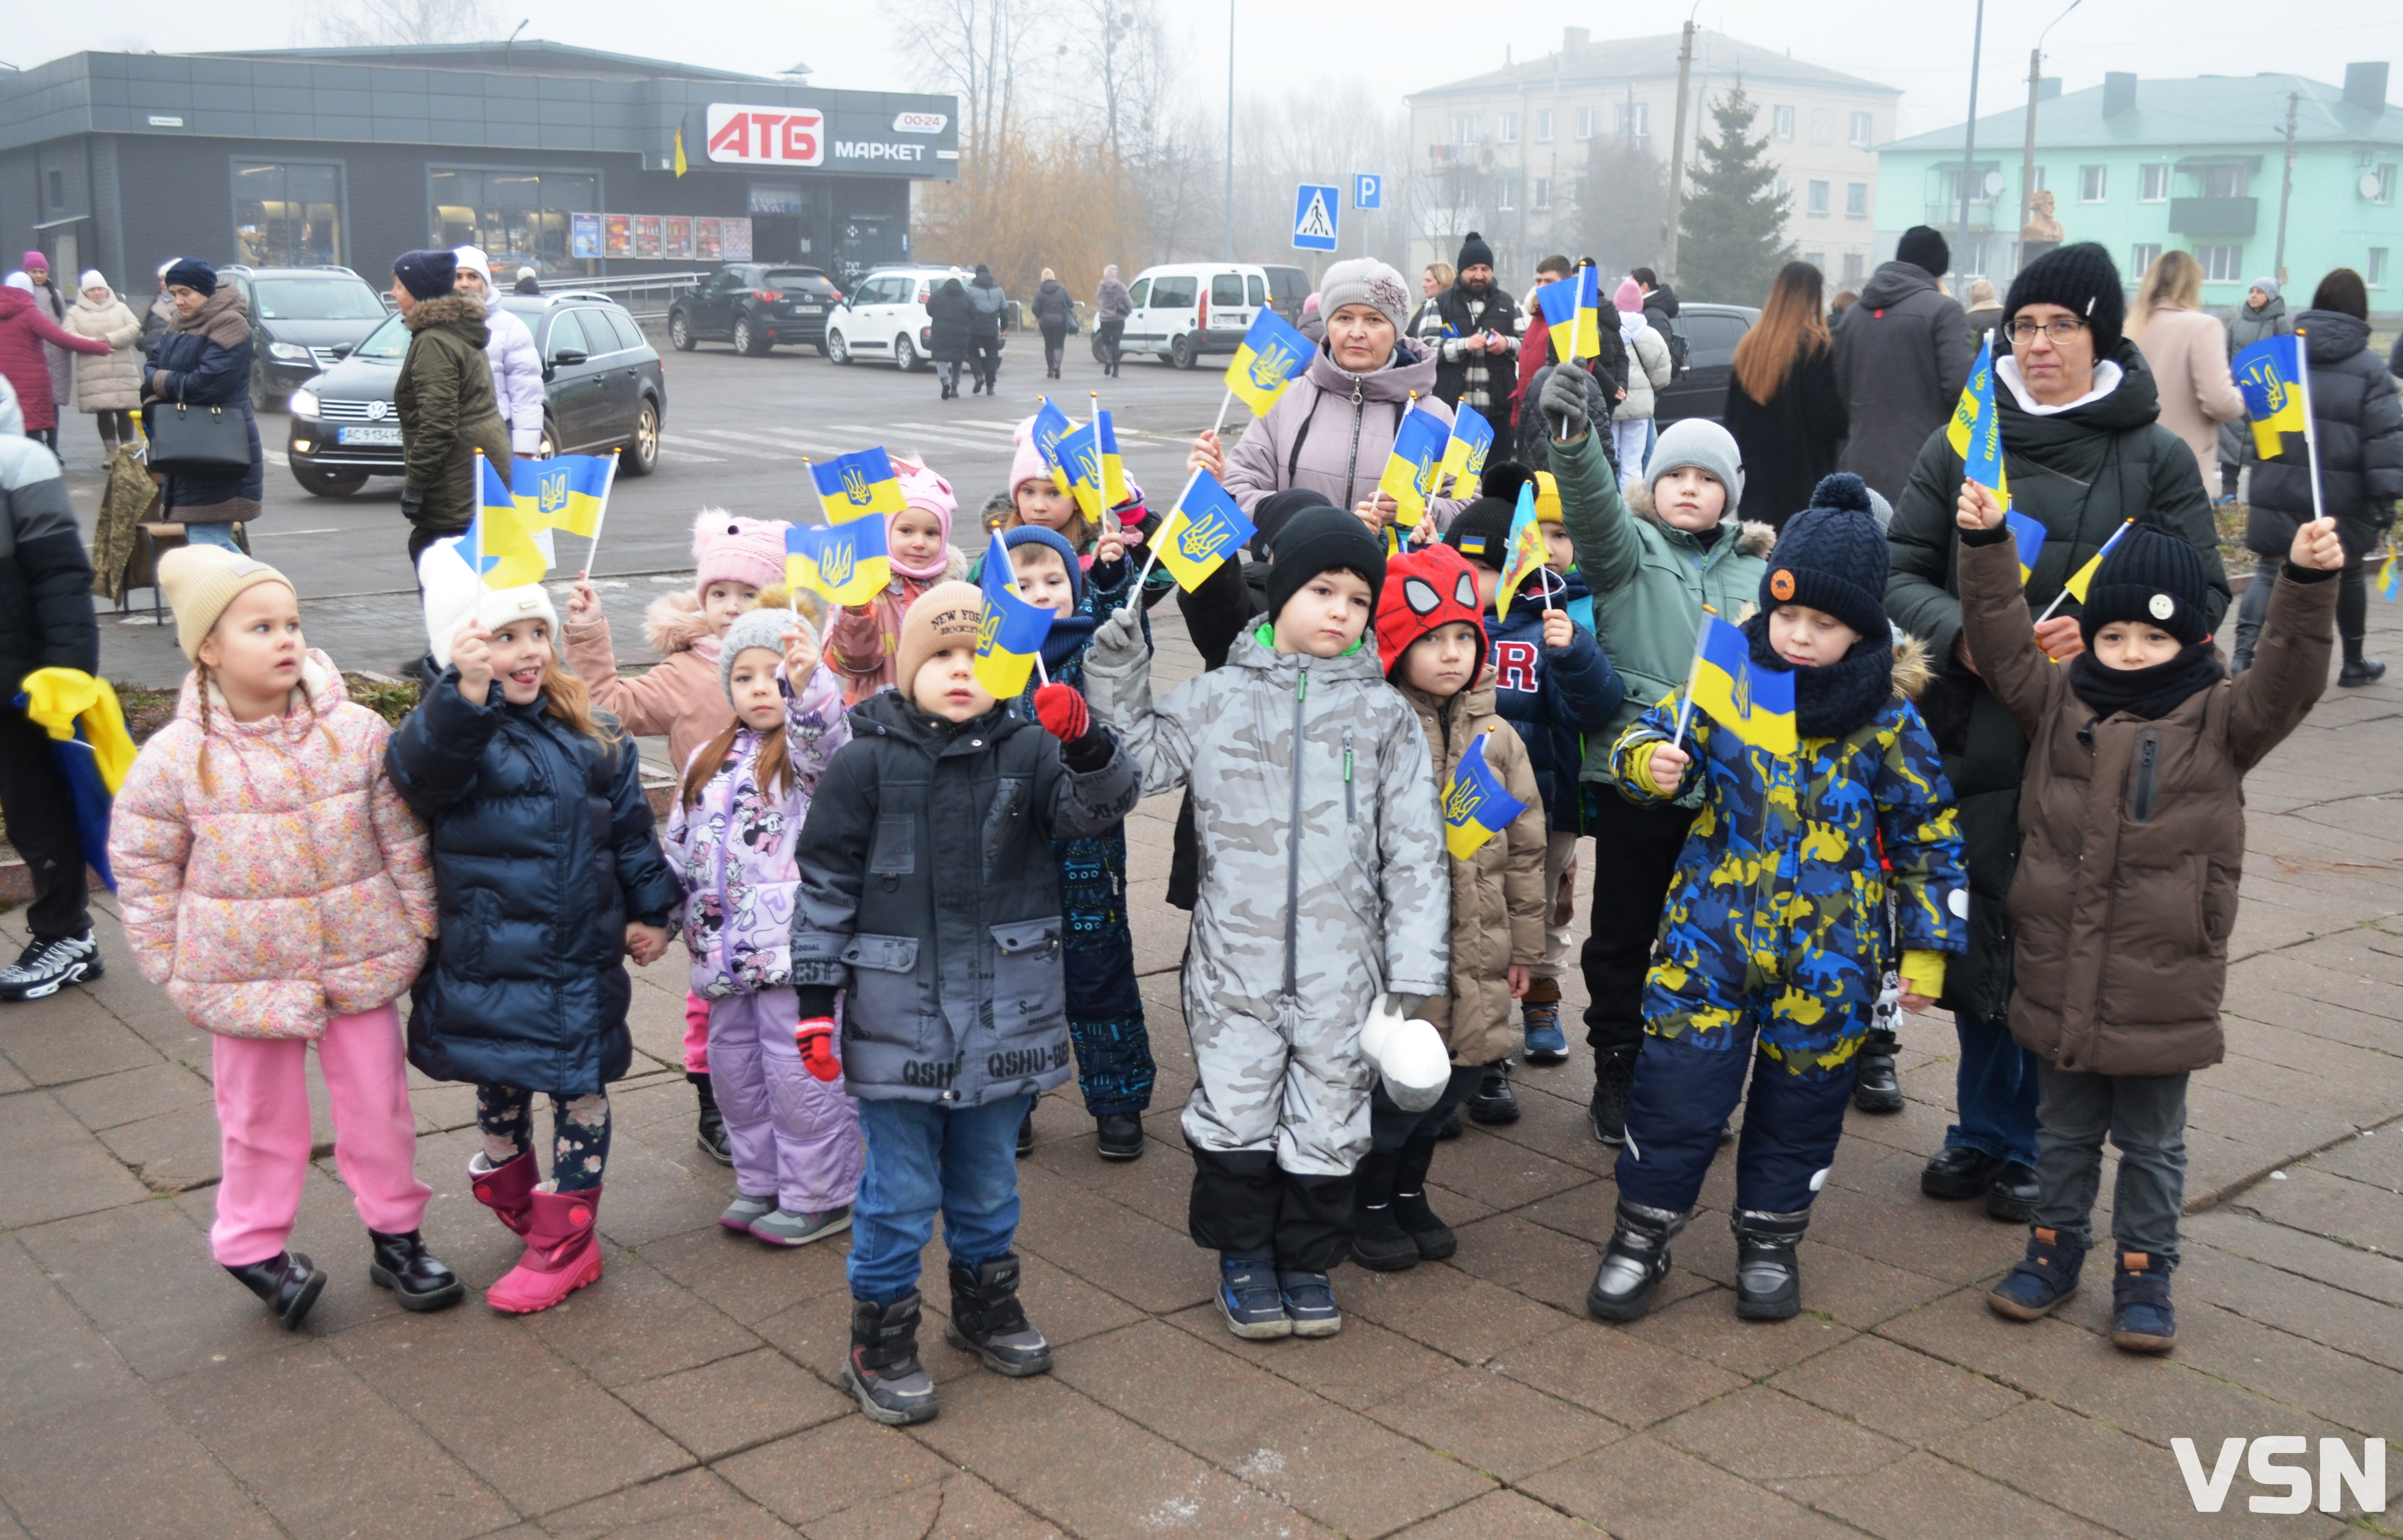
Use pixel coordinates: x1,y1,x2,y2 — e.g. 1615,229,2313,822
899,0,1040,214
315,0,491,46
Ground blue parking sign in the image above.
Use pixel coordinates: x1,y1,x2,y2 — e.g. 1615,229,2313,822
1292,184,1339,252
1354,174,1382,210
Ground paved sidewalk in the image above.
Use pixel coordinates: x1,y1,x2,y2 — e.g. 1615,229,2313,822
4,605,2400,1538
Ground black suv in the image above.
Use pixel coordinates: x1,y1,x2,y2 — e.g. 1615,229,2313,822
219,266,394,413
668,264,842,357
1653,303,1760,426
283,292,666,497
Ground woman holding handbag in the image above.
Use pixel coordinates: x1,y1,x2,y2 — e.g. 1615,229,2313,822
143,259,261,552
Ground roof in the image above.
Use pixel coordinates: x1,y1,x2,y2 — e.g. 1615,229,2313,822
1883,72,2403,154
194,41,779,85
1406,30,1900,103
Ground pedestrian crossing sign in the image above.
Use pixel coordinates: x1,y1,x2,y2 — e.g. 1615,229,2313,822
1292,184,1339,252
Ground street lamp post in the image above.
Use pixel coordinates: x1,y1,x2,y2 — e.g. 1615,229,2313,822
1956,0,1987,280
2018,0,2082,275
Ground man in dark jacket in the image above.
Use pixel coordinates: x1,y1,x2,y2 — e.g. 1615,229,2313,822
966,265,1007,396
390,250,513,568
1633,267,1682,384
928,278,974,400
1834,226,1976,503
1430,234,1521,420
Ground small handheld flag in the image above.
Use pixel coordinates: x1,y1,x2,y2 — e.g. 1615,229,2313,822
1377,401,1452,528
2033,519,2138,625
1684,613,1798,755
2233,334,2308,460
17,668,134,892
974,531,1056,700
1150,471,1257,593
1948,335,2012,507
1437,404,1494,496
1224,309,1313,416
786,518,892,607
1055,418,1109,524
2005,510,2048,585
516,452,613,538
1494,480,1549,617
1096,408,1130,509
2380,552,2400,603
461,452,551,589
1533,266,1601,363
810,448,907,524
1030,398,1077,493
1442,729,1530,859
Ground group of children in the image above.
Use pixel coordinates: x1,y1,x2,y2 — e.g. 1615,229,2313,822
107,369,2343,1418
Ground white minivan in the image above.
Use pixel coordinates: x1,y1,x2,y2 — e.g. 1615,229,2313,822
1115,263,1291,369
825,264,968,372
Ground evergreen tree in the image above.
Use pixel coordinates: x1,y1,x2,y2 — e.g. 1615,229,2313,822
1675,79,1795,305
1578,136,1668,279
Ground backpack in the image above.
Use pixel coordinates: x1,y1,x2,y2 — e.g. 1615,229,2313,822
1662,320,1692,380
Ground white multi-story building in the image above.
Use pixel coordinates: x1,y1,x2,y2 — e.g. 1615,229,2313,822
1405,28,1901,295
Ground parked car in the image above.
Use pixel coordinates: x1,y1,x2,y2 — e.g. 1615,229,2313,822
1259,265,1311,327
219,265,393,413
667,264,843,357
1108,263,1283,369
823,265,967,372
283,292,665,497
1652,302,1760,426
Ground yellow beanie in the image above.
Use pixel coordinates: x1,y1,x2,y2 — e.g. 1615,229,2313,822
1533,471,1562,525
156,546,294,663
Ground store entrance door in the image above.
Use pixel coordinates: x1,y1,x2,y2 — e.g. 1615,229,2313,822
837,216,903,285
750,216,801,263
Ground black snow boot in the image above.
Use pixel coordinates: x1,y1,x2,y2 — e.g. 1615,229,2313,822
846,1292,939,1424
1590,1045,1638,1144
1347,1150,1420,1271
367,1229,465,1312
1586,1199,1687,1322
1466,1062,1520,1124
944,1255,1053,1376
1391,1135,1457,1260
2339,637,2386,687
690,1072,731,1166
1732,1209,1811,1321
1851,1028,1903,1113
227,1251,326,1330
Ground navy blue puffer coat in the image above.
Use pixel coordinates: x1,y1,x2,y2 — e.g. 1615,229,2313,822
386,663,683,1095
143,286,264,519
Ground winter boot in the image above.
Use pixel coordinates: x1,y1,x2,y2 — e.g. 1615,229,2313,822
226,1251,326,1330
367,1229,465,1312
485,1185,604,1314
1586,1198,1687,1322
1986,1160,2040,1223
1987,1227,2087,1321
1095,1112,1145,1161
1278,1270,1341,1337
0,931,100,1001
1731,1209,1811,1321
1520,981,1568,1064
1347,1150,1420,1271
847,1292,940,1424
1217,1253,1290,1339
1391,1137,1457,1261
1851,1027,1903,1113
1434,1106,1464,1141
690,1072,731,1166
1016,1109,1036,1157
2338,641,2386,687
1467,1063,1520,1124
468,1148,539,1236
2110,1252,2177,1354
1590,1046,1638,1145
944,1254,1053,1376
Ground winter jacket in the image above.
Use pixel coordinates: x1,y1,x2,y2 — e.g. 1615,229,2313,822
479,294,545,456
1831,260,1977,501
927,280,974,362
1965,305,2005,348
26,279,74,406
1222,335,1464,528
1515,364,1618,477
1549,425,1777,790
0,377,99,700
1642,284,1680,337
393,293,513,538
967,275,1007,340
386,663,682,1095
563,589,813,775
1885,338,2229,1021
1723,340,1848,529
2134,305,2246,498
2218,290,2294,472
64,289,143,413
788,690,1140,1107
1095,278,1132,325
1,285,110,433
1428,283,1522,411
825,545,972,705
1484,576,1623,832
1514,302,1627,433
1398,681,1546,1065
661,663,850,998
1954,523,2333,1076
143,286,263,522
1031,280,1074,335
111,654,438,1040
1614,320,1672,422
2246,311,2403,560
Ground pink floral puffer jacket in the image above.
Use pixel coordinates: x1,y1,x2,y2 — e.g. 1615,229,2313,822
110,653,439,1039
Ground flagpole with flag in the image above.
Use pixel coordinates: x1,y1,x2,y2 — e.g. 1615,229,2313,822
2035,519,2135,624
2294,325,2327,530
577,449,621,579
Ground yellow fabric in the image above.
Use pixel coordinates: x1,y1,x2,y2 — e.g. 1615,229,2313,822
1533,470,1561,524
1625,739,1672,796
19,669,136,794
1900,949,1947,999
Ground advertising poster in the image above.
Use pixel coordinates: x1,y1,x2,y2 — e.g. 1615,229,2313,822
632,215,662,259
664,215,693,259
570,213,601,259
721,217,753,262
604,214,631,258
695,218,722,261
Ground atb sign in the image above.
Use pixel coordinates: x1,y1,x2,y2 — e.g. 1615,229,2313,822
1292,184,1339,252
1355,173,1382,210
706,103,825,167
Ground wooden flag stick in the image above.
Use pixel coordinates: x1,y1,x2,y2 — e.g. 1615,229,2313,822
471,450,486,589
579,449,621,579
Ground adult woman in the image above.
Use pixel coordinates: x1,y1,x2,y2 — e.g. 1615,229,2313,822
64,272,142,459
452,247,544,461
967,264,1007,395
1722,261,1848,528
1094,266,1131,379
1031,268,1073,380
2219,277,2292,501
1962,278,2003,347
927,276,974,400
1,273,108,452
1610,279,1672,488
21,255,75,431
142,259,262,549
2239,268,2400,684
388,250,511,567
2130,251,2246,497
1405,262,1453,347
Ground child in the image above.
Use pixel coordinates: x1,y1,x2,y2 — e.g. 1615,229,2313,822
1004,417,1176,611
1083,507,1450,1341
1591,474,1967,1324
112,547,450,1329
389,545,683,1314
662,603,861,1246
1349,544,1547,1271
986,528,1157,1160
1962,494,2342,1353
791,584,1138,1424
825,458,969,706
567,509,789,1167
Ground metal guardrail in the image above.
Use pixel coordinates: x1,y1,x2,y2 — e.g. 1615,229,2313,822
533,270,711,318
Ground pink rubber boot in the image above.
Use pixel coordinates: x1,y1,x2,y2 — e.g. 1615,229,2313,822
485,1185,604,1314
469,1149,539,1237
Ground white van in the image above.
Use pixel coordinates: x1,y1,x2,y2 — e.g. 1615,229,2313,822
825,264,968,372
1116,263,1283,370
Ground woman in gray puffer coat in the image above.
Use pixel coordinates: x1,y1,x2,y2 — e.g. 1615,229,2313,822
1094,266,1132,378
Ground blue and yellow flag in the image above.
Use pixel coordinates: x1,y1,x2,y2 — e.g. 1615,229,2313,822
1687,613,1797,754
1153,471,1257,593
810,448,907,524
1031,397,1076,493
1533,265,1602,362
1377,403,1452,528
2060,519,2135,604
2005,510,2048,585
18,667,135,892
2380,552,2401,603
786,517,892,607
1494,480,1549,618
1947,334,2012,506
514,452,614,538
1096,409,1130,509
1054,418,1109,524
1437,403,1494,496
460,452,551,589
1442,729,1530,860
1225,309,1314,417
2234,334,2309,460
974,531,1056,700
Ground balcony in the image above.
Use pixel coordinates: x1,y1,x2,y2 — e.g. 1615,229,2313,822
1925,200,1997,231
2168,196,2258,236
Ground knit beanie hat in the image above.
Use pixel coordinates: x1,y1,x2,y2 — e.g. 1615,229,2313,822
1009,416,1056,495
1376,545,1488,685
1646,417,1746,508
997,525,1084,606
1317,258,1411,334
2003,241,2126,359
2076,522,2210,648
719,606,797,700
451,245,495,294
156,546,294,663
1455,231,1494,272
2247,275,2282,303
692,509,789,601
21,251,47,272
1532,470,1562,525
161,257,217,297
1759,474,1890,642
1614,277,1644,313
893,580,985,700
1445,462,1535,571
891,458,958,579
1253,487,1336,555
392,249,457,302
78,270,106,293
1265,505,1387,621
1895,225,1951,279
417,540,558,667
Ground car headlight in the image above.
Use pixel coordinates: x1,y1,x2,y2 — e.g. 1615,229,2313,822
268,341,311,362
288,388,320,418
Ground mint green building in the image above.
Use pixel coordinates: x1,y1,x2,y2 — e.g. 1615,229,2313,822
1875,63,2401,312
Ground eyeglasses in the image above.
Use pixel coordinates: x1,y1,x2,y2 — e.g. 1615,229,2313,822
2007,317,2089,344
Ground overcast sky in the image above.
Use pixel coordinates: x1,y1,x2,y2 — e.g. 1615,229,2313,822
9,0,2398,142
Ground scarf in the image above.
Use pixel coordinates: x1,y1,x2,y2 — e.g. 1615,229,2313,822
1742,613,1896,740
2068,642,2223,722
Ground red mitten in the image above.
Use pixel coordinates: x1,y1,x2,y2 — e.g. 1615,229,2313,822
1032,681,1089,742
795,1019,841,1082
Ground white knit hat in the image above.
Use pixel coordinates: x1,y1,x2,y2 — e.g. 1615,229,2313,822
418,538,559,668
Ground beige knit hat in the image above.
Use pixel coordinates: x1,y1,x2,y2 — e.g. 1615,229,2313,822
156,546,294,662
893,581,985,704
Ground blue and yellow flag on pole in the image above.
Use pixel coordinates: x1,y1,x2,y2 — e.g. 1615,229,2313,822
974,531,1056,700
515,452,614,538
1225,309,1314,416
1687,613,1797,754
1442,729,1530,859
810,448,907,524
1096,409,1130,509
2380,552,2401,603
1031,397,1076,493
786,517,892,607
1533,265,1602,363
2005,510,2048,585
460,452,551,589
1377,403,1452,528
1947,334,2012,506
1152,471,1257,593
18,667,134,891
1054,418,1109,524
2060,519,2135,604
1494,480,1549,617
1437,403,1494,496
2233,334,2308,460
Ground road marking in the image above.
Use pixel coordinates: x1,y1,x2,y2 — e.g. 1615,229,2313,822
249,527,343,537
657,434,730,461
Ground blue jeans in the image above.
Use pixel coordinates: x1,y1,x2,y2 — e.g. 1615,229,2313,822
848,1093,1032,1306
181,521,241,551
1946,1010,2039,1167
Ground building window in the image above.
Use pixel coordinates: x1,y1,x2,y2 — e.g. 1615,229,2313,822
1842,251,1866,285
1533,177,1552,210
1615,102,1649,137
1807,180,1830,217
2031,166,2047,190
1804,251,1827,270
2139,164,2170,201
1774,176,1791,201
1846,182,1868,217
45,170,65,211
1499,112,1518,142
2369,248,2388,286
2131,243,2162,274
1451,114,1484,143
1772,105,1795,141
1849,111,1874,148
2203,164,2250,197
2368,165,2396,205
1811,108,1835,145
1536,109,1554,141
429,167,601,283
1498,180,1515,212
1576,107,1597,140
2195,244,2246,282
2079,164,2107,202
234,161,343,267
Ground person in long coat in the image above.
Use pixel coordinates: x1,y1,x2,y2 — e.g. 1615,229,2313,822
64,272,143,458
1722,261,1849,529
142,259,261,548
927,277,974,400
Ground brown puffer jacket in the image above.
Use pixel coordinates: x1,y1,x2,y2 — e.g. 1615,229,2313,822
1955,529,2335,1076
1397,679,1547,1065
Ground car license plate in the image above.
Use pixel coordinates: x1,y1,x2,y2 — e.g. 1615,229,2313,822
793,305,823,315
336,425,402,446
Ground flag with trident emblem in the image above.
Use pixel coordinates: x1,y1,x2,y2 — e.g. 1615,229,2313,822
810,448,907,524
515,452,614,537
1225,310,1313,416
1150,470,1258,592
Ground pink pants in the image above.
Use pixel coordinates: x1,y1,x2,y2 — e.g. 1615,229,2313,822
685,990,711,1074
209,1003,431,1267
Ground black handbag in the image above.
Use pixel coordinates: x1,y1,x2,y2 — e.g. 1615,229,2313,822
144,385,252,477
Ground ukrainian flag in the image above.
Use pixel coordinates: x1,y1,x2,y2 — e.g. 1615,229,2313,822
1687,613,1797,754
811,448,907,524
1494,480,1549,617
17,667,134,892
1438,403,1494,496
1947,335,2011,506
1096,409,1130,509
2005,510,2048,585
1153,471,1257,592
460,452,551,589
1031,397,1076,493
974,531,1055,700
2234,335,2309,460
1055,418,1109,524
1377,404,1452,528
786,517,892,607
1533,266,1602,362
1225,309,1314,416
514,452,614,537
2381,552,2400,603
1442,730,1529,859
2058,519,2135,604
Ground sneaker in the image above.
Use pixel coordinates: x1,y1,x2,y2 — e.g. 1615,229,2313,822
1218,1254,1291,1339
718,1194,776,1233
1589,1047,1637,1144
0,932,100,1001
1988,1227,2086,1321
1466,1064,1520,1124
2110,1252,2177,1353
1521,1000,1568,1063
1277,1269,1342,1337
748,1205,853,1247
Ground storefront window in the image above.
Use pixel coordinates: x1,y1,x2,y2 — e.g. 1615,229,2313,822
428,168,600,283
234,161,342,267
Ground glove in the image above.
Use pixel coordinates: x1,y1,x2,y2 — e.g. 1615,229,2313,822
1087,606,1145,669
795,1018,841,1082
399,486,426,523
1357,994,1452,1113
1539,367,1589,439
1032,681,1089,742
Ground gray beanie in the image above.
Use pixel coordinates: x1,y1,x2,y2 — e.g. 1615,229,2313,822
1317,257,1411,334
1645,417,1746,509
720,606,797,700
2247,275,2282,302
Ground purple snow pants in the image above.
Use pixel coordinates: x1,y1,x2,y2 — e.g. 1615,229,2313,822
708,986,863,1215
